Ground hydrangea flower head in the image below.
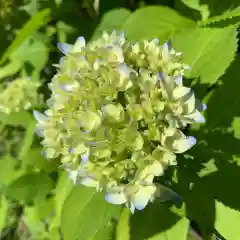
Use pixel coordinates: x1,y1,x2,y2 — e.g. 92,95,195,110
0,77,42,114
34,31,205,213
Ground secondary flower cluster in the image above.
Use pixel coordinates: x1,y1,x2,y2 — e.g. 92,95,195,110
34,31,205,213
0,77,42,114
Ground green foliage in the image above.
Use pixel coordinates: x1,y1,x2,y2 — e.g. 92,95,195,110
172,26,238,84
116,208,130,240
61,185,121,240
7,173,54,203
92,8,131,40
123,6,196,42
0,8,51,65
0,0,239,239
215,200,240,240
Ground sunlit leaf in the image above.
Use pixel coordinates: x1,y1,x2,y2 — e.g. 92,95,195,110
215,201,240,239
0,195,8,232
92,8,131,40
61,185,121,240
0,111,33,128
116,208,130,240
0,9,51,65
172,26,238,84
123,6,195,42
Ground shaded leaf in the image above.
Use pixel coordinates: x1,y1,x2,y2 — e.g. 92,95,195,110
0,60,23,81
180,0,210,20
201,6,240,26
130,202,182,240
7,172,54,203
148,217,189,240
22,148,58,172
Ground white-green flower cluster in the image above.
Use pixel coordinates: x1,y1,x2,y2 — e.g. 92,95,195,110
0,77,42,114
34,31,205,213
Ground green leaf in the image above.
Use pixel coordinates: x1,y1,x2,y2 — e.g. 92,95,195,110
123,6,196,42
11,34,49,71
22,148,58,172
172,26,238,84
0,60,23,81
130,202,184,240
0,195,9,232
0,111,33,128
201,7,240,26
91,225,115,240
215,201,240,240
48,172,73,239
7,172,54,203
148,217,189,240
116,208,130,240
61,185,121,240
18,120,36,160
0,9,51,65
92,8,131,40
0,155,18,186
180,0,210,21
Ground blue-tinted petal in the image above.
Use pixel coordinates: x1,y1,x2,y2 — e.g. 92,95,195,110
33,110,48,124
105,192,127,205
57,42,73,54
73,36,86,52
81,150,89,164
187,110,205,123
173,136,196,153
80,176,98,187
202,103,207,111
68,170,78,184
175,74,183,85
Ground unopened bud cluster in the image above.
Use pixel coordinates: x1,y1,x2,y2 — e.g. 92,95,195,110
0,77,42,114
34,31,205,212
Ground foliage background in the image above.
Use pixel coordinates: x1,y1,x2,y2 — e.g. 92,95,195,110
0,0,239,239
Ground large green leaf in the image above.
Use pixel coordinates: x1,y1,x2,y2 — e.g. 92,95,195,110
0,155,18,186
22,148,59,172
7,172,54,203
123,6,196,42
0,60,23,81
148,217,189,240
0,9,51,65
180,0,210,21
11,34,49,71
61,185,121,240
0,111,33,128
18,120,36,160
215,201,240,240
0,195,8,232
172,26,238,84
201,6,240,26
130,202,184,240
116,208,130,240
92,8,131,40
